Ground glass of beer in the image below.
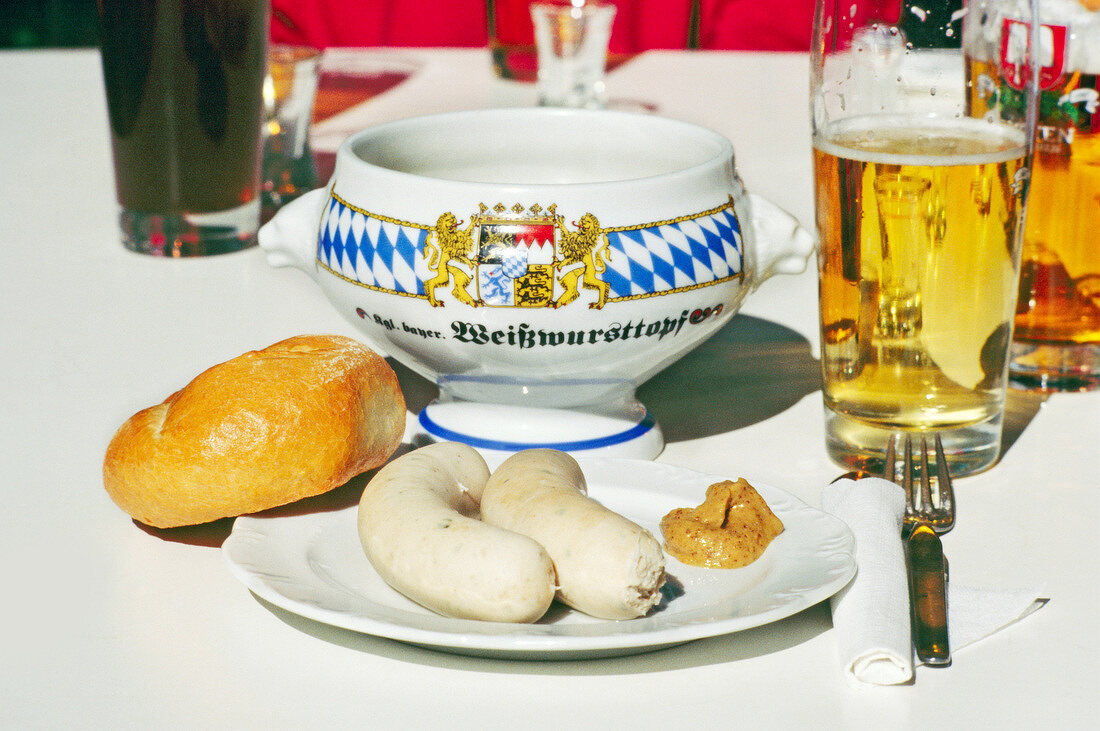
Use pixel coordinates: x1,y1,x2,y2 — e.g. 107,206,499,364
261,45,321,221
488,0,542,83
811,0,1040,475
965,0,1100,391
98,0,269,257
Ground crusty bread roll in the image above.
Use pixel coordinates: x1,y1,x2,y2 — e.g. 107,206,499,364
103,334,406,528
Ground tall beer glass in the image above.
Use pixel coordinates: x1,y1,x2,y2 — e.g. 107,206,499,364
811,0,1039,475
99,0,269,257
965,0,1100,391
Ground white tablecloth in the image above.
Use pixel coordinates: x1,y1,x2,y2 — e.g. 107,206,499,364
1,47,1096,729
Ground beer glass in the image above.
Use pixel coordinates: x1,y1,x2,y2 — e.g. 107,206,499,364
261,45,321,221
488,0,541,83
811,0,1039,475
98,0,269,257
965,0,1100,391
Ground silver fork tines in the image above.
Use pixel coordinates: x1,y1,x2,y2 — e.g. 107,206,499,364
885,434,955,534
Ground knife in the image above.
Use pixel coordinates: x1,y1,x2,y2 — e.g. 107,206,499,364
907,522,950,666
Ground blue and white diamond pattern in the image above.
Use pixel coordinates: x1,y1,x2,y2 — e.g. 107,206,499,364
500,246,529,279
317,197,428,296
602,206,742,299
316,196,741,301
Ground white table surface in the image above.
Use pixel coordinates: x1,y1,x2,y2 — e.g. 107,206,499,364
1,47,1097,729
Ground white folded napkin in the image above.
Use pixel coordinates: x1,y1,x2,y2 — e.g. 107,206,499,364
821,478,1047,686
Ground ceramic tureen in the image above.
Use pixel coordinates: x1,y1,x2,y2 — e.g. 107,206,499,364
259,108,812,458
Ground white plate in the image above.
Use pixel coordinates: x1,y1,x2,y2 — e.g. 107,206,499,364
223,459,855,659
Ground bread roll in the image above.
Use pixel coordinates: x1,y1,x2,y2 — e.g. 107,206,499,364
103,334,405,528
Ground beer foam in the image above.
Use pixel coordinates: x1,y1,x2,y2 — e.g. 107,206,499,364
966,0,1100,72
814,114,1028,166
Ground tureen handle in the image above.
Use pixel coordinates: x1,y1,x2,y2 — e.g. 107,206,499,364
258,187,329,271
747,193,815,286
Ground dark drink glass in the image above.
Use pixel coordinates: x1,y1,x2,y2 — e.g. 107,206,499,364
98,0,269,256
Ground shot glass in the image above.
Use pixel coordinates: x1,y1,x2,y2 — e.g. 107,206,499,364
530,1,616,109
98,0,268,256
811,0,1040,476
262,45,322,221
964,0,1100,392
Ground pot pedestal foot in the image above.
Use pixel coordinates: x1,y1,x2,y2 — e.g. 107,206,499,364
413,400,664,461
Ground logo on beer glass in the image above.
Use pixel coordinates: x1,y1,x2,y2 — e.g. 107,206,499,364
1000,20,1067,91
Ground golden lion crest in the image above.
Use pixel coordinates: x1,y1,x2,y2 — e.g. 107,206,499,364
554,211,611,309
423,212,478,307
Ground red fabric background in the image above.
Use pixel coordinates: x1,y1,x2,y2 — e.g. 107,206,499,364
701,0,816,52
270,0,818,52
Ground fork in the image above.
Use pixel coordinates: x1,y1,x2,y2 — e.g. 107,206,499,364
884,433,954,667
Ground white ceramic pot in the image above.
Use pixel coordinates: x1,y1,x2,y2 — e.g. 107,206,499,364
260,108,812,458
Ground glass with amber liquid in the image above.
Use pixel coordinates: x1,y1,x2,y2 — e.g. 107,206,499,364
964,0,1100,390
811,0,1038,475
488,0,541,82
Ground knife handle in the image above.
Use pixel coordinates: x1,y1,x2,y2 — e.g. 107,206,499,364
907,523,951,666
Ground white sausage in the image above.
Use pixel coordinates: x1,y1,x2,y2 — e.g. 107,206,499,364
480,449,666,620
357,442,556,623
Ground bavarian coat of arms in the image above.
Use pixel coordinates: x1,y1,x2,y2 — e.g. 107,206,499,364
423,203,611,309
